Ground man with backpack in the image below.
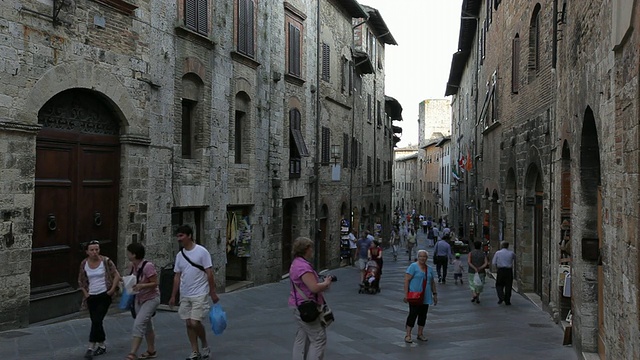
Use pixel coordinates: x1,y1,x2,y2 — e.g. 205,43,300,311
169,225,219,360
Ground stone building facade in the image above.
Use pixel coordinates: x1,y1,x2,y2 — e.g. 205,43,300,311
392,151,417,213
0,0,398,330
446,0,640,358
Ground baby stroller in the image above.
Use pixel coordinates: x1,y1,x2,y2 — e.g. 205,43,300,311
359,260,381,294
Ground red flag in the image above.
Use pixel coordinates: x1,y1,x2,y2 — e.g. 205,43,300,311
466,149,472,172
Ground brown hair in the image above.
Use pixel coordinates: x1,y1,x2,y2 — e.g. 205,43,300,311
292,237,314,258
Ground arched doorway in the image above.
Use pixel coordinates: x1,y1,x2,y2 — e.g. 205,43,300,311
579,108,603,357
524,163,543,295
32,89,121,319
318,204,329,269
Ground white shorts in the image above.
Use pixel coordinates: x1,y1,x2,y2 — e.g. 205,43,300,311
178,294,210,321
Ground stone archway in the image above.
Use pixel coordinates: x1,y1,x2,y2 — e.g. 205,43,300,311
31,88,122,323
575,107,603,355
523,163,544,295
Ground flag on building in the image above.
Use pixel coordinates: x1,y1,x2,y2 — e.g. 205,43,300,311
458,153,466,173
452,168,462,182
466,149,473,172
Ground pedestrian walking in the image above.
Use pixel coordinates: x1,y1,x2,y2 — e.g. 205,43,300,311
288,237,334,360
493,241,516,305
390,226,399,261
426,226,435,247
468,241,490,304
433,237,454,283
369,240,383,282
452,253,464,285
403,250,437,343
406,229,417,261
356,231,373,283
348,228,358,266
169,225,219,360
125,242,160,360
78,240,121,360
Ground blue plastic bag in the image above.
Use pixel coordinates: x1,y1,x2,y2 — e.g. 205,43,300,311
209,303,227,335
119,288,135,311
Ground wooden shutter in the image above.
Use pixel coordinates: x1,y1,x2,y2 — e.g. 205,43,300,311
367,94,372,122
343,133,349,168
321,127,330,164
196,0,208,35
367,156,372,184
238,0,247,53
512,36,520,93
245,0,254,57
185,0,197,31
348,61,353,95
289,23,301,76
322,43,330,81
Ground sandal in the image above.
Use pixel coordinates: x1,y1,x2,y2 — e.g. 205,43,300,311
125,354,137,360
404,335,413,343
139,351,157,359
417,334,428,341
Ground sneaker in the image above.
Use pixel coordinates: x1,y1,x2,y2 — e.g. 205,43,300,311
186,351,202,360
84,349,94,360
201,347,211,359
93,347,106,356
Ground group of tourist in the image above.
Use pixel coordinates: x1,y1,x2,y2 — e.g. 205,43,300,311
79,225,216,360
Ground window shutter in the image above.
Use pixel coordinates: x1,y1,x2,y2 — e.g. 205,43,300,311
343,133,349,168
289,23,301,76
322,43,330,81
321,127,330,164
196,0,208,35
348,61,353,94
245,0,254,57
238,0,247,53
185,0,197,31
367,94,372,122
512,37,520,93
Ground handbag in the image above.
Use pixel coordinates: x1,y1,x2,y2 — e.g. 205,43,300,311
473,272,483,286
292,281,321,323
407,272,428,305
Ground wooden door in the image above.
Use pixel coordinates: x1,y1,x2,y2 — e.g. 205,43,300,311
597,186,605,359
33,89,120,295
282,202,295,274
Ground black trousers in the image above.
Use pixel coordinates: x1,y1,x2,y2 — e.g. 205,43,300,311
435,256,448,281
87,292,112,343
406,304,429,327
496,267,514,303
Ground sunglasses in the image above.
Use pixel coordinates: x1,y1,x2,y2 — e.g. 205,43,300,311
88,240,100,245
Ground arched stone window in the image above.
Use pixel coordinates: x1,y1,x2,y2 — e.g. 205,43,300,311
181,73,204,158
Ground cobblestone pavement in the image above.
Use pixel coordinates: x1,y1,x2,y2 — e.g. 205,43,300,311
0,230,577,360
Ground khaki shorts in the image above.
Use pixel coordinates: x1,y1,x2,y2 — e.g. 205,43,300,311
178,294,210,321
358,258,368,270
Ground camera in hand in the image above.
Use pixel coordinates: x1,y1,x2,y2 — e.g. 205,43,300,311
320,274,338,282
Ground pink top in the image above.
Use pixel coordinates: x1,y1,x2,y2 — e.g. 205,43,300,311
288,257,324,308
132,260,160,304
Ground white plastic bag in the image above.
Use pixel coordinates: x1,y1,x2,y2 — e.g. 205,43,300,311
473,273,482,286
122,274,138,295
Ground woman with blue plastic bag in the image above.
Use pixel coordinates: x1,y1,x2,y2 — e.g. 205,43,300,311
124,243,160,360
289,237,334,360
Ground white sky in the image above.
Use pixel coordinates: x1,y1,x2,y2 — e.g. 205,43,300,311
362,0,463,147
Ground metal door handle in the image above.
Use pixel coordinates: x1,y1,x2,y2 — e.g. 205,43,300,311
47,214,57,231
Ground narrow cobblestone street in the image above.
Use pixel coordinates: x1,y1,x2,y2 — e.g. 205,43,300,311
0,231,577,359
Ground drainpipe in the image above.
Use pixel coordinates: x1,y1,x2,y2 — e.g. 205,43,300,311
349,15,369,232
313,0,321,269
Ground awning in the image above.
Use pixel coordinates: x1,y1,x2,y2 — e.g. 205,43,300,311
385,95,403,121
361,5,398,45
392,125,402,134
393,134,401,146
353,50,374,74
341,0,368,18
290,128,309,157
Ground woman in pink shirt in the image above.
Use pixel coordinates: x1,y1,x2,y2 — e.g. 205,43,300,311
125,243,160,360
289,237,334,360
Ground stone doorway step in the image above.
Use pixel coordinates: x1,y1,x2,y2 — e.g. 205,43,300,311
225,280,254,293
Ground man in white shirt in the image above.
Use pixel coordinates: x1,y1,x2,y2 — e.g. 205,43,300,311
349,228,358,266
169,225,219,360
492,241,516,305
